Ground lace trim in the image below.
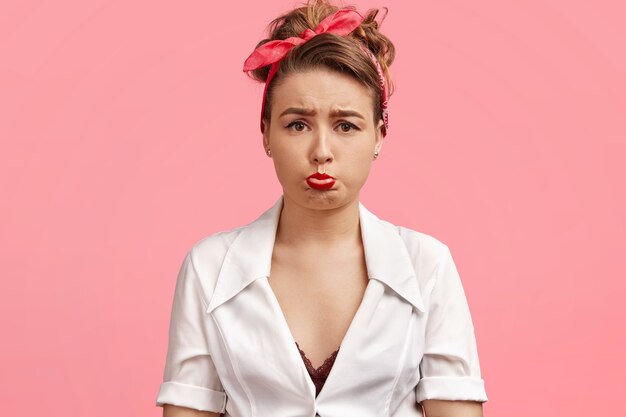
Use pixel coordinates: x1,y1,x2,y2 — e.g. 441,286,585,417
295,341,340,377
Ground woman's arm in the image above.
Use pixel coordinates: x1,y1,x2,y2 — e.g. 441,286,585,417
156,252,227,415
421,400,483,417
163,404,221,417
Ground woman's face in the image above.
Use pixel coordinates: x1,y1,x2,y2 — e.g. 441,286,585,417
262,68,384,210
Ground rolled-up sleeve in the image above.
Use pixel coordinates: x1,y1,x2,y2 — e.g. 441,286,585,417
155,251,227,413
415,244,488,404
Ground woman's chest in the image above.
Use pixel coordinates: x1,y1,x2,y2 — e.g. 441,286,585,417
205,277,427,417
267,249,369,368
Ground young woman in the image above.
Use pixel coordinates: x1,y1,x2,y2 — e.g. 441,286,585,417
156,1,488,416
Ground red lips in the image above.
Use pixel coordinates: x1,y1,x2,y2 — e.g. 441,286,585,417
306,172,336,190
308,172,335,180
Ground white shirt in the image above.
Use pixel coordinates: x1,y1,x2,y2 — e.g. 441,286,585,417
155,194,488,416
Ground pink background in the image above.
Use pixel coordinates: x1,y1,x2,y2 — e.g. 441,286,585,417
1,0,624,415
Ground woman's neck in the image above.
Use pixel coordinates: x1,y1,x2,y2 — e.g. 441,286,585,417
275,194,362,249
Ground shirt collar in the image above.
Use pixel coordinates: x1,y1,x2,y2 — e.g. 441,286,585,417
206,195,425,313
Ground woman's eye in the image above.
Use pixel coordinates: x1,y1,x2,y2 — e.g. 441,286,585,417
338,122,358,133
285,121,359,133
286,121,307,132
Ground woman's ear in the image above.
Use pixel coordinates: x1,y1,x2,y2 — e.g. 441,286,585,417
262,119,271,153
375,119,384,151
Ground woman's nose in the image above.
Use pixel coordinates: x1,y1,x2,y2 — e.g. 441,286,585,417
311,128,334,164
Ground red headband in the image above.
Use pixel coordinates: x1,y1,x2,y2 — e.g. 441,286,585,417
242,6,390,137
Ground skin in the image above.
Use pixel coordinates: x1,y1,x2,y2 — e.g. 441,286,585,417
163,404,220,417
163,68,483,417
262,67,384,216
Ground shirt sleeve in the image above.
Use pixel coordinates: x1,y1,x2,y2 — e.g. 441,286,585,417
415,244,488,404
155,251,227,413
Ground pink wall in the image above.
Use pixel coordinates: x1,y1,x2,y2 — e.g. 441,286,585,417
1,1,624,415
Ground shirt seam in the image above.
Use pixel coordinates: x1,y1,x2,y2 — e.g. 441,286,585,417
187,249,227,411
383,303,418,417
188,250,210,311
211,309,256,417
431,243,451,297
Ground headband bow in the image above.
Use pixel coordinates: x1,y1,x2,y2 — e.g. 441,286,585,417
243,7,390,137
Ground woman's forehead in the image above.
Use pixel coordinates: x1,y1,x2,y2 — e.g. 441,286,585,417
278,106,367,120
272,70,374,115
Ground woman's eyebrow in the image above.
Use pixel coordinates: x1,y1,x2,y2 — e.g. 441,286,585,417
279,107,365,120
330,109,365,119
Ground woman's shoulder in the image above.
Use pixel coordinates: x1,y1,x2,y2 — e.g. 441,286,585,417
186,197,281,265
389,221,452,282
361,202,450,268
178,224,249,301
186,224,248,272
396,224,449,258
370,210,450,259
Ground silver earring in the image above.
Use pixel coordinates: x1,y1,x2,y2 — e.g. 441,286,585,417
373,150,379,160
266,148,272,157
